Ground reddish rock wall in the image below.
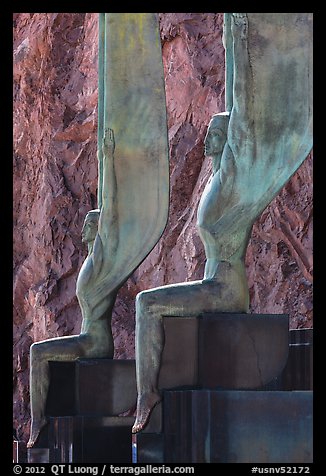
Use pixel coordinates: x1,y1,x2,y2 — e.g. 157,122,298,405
13,13,313,441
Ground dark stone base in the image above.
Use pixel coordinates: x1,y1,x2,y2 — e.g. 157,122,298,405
27,448,49,463
13,440,27,463
197,313,289,388
29,416,134,463
134,433,164,463
134,389,313,463
29,319,311,464
169,390,313,463
281,328,313,390
46,359,136,417
161,313,289,390
33,360,137,463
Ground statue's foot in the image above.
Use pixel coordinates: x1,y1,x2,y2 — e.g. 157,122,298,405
27,418,47,448
131,392,161,434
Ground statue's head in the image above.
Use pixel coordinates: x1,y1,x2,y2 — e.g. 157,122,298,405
204,112,230,158
81,209,100,244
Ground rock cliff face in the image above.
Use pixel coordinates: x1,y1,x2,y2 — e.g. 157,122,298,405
13,13,313,441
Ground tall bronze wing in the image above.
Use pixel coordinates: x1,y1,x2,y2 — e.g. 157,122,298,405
95,13,169,300
213,13,313,244
232,13,312,201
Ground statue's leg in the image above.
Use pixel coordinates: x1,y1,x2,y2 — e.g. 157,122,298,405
133,278,242,433
27,334,90,448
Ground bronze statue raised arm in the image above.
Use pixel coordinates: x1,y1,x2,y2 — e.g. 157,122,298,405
132,110,249,436
76,127,119,329
27,129,119,448
27,12,170,448
132,12,312,434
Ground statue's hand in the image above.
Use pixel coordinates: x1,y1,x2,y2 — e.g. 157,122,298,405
103,128,115,157
231,13,248,40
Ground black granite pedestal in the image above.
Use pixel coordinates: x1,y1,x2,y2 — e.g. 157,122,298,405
165,390,313,463
13,439,27,463
28,416,134,463
27,314,312,464
28,359,137,463
46,358,137,417
160,313,290,389
134,315,313,464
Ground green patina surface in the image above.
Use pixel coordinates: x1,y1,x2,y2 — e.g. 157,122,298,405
90,13,170,304
28,13,313,445
132,13,313,433
28,13,169,448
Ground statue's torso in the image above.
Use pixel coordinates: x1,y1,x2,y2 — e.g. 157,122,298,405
76,254,92,295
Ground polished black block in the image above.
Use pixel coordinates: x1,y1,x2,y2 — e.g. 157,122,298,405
160,317,198,389
35,360,137,462
27,448,49,463
143,313,289,432
198,313,289,389
13,440,27,463
77,417,134,463
76,359,136,415
47,416,134,463
282,328,313,390
134,433,164,463
38,317,311,465
46,361,76,416
160,313,289,390
141,401,162,434
263,328,313,391
163,390,313,463
46,359,136,417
